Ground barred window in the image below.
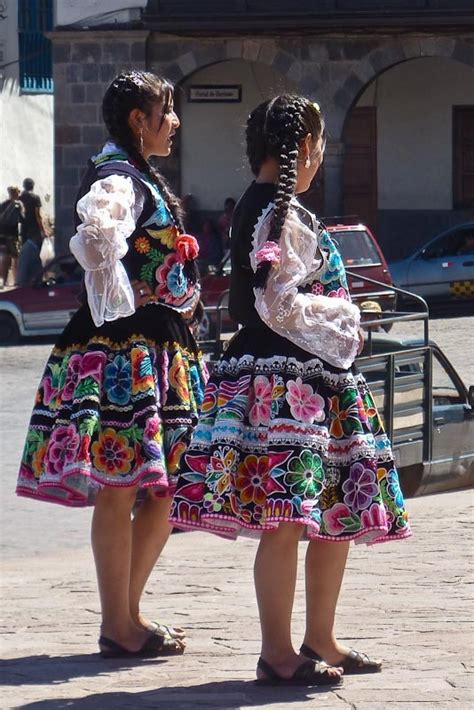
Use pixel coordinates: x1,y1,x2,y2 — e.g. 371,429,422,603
18,0,53,92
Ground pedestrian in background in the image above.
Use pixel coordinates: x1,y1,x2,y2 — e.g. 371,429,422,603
16,71,207,659
0,186,24,287
17,178,45,285
171,94,410,685
217,196,235,253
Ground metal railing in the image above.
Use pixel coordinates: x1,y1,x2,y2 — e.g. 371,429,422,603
198,272,431,359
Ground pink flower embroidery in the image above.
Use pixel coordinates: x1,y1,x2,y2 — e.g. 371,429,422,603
45,424,80,475
62,354,83,401
300,499,317,515
42,376,57,406
144,415,160,439
286,377,326,423
248,375,272,427
322,502,352,536
311,282,324,296
360,503,388,529
80,351,107,381
155,253,194,306
327,287,350,301
255,241,281,267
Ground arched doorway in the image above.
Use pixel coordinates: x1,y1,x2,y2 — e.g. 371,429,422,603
177,58,298,216
342,56,474,258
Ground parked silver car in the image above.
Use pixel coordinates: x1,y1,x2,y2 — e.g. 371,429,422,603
389,222,474,303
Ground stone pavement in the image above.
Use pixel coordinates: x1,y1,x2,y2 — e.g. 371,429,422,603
1,491,473,709
1,315,473,709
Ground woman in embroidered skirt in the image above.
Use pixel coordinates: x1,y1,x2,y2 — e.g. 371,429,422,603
16,72,207,658
170,95,411,685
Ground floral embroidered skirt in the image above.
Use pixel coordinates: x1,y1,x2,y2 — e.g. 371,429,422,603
170,325,411,545
16,303,207,507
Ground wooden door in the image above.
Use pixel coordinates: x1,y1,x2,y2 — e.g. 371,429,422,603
343,106,377,229
453,106,474,209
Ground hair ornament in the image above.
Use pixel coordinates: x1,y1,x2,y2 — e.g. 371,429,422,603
255,240,281,268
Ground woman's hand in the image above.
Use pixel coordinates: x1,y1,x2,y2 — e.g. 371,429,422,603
131,279,153,308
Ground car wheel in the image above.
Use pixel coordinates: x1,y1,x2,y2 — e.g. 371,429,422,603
0,313,20,344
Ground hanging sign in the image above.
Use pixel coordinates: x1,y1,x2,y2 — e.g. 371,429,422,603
187,85,242,103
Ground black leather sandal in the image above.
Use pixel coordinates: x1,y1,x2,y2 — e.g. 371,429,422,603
98,633,185,659
300,643,382,674
256,657,343,686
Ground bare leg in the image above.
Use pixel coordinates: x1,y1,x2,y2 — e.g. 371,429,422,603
303,538,351,664
254,523,304,679
0,249,11,287
129,492,184,639
91,485,150,650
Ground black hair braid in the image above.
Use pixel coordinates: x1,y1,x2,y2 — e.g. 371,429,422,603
251,95,314,289
246,101,268,176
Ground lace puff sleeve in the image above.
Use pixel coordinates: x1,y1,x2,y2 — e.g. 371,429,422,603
252,206,361,369
69,175,141,328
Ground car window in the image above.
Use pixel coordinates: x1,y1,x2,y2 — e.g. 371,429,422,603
330,230,381,266
432,352,463,405
42,259,83,285
423,228,474,259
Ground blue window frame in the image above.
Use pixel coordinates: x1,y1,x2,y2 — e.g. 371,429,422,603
18,0,53,92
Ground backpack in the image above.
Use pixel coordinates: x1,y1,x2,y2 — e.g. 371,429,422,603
0,201,22,229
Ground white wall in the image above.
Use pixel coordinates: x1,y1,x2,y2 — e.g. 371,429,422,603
0,0,19,83
0,79,54,218
55,0,146,27
180,59,297,211
357,56,474,210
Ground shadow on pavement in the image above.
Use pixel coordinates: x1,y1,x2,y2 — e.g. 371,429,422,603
15,679,340,709
0,653,167,685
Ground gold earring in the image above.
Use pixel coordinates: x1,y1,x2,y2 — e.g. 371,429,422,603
305,157,311,169
139,128,144,154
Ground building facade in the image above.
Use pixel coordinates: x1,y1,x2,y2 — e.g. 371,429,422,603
0,0,55,220
48,1,474,256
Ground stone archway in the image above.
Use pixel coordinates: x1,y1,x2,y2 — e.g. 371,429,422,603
340,48,474,257
148,37,302,89
337,37,474,138
147,33,474,221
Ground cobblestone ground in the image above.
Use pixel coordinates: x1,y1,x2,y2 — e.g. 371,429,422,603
0,315,473,708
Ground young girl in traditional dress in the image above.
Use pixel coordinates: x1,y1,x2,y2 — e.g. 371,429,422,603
16,72,207,658
170,95,411,685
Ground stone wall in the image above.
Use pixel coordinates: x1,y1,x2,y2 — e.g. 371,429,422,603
52,31,148,251
51,29,474,252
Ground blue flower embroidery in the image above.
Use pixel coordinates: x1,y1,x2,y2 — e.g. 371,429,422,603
386,469,404,508
141,193,172,228
167,262,189,297
104,355,132,405
319,230,349,288
189,364,204,407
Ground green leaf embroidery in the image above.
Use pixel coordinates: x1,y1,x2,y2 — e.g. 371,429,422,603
121,423,143,443
339,514,361,532
23,430,45,460
140,248,166,285
78,417,99,436
75,377,100,399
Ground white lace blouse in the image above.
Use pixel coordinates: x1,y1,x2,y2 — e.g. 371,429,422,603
69,175,144,328
251,202,361,369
